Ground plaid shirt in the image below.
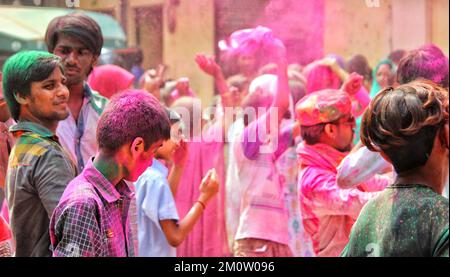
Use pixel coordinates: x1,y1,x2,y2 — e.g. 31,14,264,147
6,121,76,257
50,159,135,257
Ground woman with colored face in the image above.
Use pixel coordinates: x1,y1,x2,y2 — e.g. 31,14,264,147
370,59,396,99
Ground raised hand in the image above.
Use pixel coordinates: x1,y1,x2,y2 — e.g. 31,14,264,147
198,168,219,204
195,54,221,77
265,38,287,62
172,139,188,167
342,72,364,95
319,57,338,67
142,64,167,95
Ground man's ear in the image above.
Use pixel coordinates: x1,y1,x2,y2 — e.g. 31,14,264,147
324,123,336,139
130,137,145,157
14,93,28,105
92,56,99,68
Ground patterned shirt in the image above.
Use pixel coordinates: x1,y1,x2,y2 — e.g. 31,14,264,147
50,159,135,257
234,114,292,246
56,83,108,172
6,121,76,257
342,184,449,257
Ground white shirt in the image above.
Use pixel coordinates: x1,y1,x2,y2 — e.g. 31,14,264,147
56,84,107,172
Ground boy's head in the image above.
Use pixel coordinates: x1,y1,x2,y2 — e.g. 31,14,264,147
170,96,202,139
361,80,449,174
155,107,183,161
96,89,171,181
2,51,69,123
397,44,449,89
45,13,103,86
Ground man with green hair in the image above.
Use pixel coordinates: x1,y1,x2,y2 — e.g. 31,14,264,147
2,51,77,257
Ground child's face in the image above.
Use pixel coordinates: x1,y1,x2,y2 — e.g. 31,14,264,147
125,139,164,181
156,139,178,161
156,122,183,161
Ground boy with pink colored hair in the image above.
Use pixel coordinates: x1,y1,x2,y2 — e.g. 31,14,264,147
50,90,171,257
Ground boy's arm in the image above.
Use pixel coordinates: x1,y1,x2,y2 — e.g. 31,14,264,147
167,140,188,197
159,204,204,247
241,39,290,160
266,39,290,131
160,169,219,247
50,200,104,257
195,54,230,106
337,146,392,189
340,72,371,117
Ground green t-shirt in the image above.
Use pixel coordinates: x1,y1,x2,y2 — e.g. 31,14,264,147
341,184,449,257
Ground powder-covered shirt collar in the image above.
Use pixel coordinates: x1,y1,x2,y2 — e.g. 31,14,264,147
82,158,133,204
10,121,57,140
151,158,169,178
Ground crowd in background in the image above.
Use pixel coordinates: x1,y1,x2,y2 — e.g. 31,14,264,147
0,13,448,257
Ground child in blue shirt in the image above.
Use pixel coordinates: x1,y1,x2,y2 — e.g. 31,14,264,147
135,108,219,257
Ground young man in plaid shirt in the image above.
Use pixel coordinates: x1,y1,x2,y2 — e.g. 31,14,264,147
50,90,171,257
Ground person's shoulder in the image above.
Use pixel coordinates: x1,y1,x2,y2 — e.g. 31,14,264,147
9,133,61,165
88,87,109,115
136,167,168,190
15,132,53,151
355,190,385,216
59,176,100,207
391,186,449,226
298,165,335,189
414,186,449,211
421,191,449,223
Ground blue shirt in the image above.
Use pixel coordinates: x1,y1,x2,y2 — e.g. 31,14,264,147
135,159,179,257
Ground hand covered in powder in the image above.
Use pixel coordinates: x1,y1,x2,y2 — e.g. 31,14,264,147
195,54,221,78
198,169,219,205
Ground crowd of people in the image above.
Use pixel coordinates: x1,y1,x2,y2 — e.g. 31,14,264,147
0,13,448,257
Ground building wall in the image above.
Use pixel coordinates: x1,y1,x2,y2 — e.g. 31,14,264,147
324,0,449,67
81,0,215,105
391,0,429,53
324,0,393,67
162,0,215,105
79,0,120,18
80,0,448,103
430,0,449,56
